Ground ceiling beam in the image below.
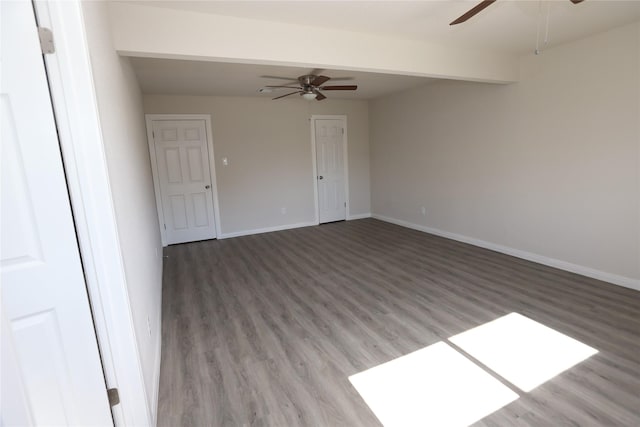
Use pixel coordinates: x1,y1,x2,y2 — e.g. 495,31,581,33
108,2,518,84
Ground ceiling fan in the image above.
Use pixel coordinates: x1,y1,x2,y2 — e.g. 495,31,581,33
450,0,584,25
260,73,357,101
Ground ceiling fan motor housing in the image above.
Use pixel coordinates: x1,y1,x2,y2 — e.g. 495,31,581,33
299,75,315,85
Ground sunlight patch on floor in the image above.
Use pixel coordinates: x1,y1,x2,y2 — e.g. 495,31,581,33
349,313,598,426
449,312,598,392
348,342,519,427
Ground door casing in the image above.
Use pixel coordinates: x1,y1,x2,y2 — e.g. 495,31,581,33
34,1,157,425
310,115,350,224
1,1,113,424
146,114,222,246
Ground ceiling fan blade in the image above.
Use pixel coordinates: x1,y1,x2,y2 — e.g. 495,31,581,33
319,85,357,90
261,75,298,82
272,91,301,100
309,68,353,81
313,89,327,101
311,75,331,86
450,0,496,25
264,85,303,89
569,0,584,3
325,77,354,81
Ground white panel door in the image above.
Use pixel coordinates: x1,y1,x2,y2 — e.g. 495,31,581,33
315,119,346,223
0,1,113,426
152,120,217,245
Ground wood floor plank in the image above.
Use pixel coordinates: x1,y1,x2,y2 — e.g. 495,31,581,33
158,219,640,426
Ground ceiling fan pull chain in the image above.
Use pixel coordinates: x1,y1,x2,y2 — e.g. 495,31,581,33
544,1,552,49
535,0,552,55
535,0,543,55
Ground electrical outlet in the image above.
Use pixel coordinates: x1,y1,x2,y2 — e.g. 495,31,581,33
421,206,426,216
222,157,229,166
281,207,287,215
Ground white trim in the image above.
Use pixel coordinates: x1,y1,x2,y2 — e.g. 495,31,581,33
34,1,151,425
150,319,162,425
204,116,223,238
310,115,349,224
343,119,350,221
372,214,640,292
348,213,372,220
218,214,370,240
145,114,222,246
310,118,320,225
219,221,316,239
145,117,167,246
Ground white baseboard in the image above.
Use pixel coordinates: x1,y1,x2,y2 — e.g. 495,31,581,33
348,212,372,220
219,215,371,239
150,310,162,426
150,256,163,426
219,221,317,239
372,214,640,292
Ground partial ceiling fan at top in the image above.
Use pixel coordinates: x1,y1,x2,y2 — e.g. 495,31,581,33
449,0,585,25
260,72,358,101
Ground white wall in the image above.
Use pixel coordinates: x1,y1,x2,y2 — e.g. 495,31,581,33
81,2,163,422
370,22,640,289
143,95,370,235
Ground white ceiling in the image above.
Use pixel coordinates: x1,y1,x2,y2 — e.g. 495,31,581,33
130,58,437,100
126,1,640,99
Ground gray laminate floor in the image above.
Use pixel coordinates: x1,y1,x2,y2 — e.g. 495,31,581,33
158,218,640,426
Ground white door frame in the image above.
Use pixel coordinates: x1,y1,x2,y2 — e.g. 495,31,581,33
310,115,350,224
145,114,222,246
34,1,152,425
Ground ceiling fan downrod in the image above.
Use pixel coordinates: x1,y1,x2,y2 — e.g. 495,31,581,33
535,0,552,55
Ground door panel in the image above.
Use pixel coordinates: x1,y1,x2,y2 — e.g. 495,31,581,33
0,1,113,425
169,195,188,229
11,311,72,424
165,148,183,183
316,119,346,223
187,147,204,181
152,120,217,244
192,193,209,226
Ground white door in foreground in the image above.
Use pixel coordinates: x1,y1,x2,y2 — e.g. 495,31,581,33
315,119,346,223
152,120,217,244
0,1,113,425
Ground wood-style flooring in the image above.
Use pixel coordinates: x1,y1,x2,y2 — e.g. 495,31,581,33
158,218,640,426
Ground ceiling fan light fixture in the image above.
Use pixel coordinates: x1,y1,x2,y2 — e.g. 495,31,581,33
301,92,316,101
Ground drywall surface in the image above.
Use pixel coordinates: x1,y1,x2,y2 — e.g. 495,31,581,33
108,2,517,83
370,22,640,286
143,95,370,235
81,2,163,422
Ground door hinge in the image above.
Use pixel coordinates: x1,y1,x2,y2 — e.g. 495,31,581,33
37,27,55,54
107,388,120,407
341,128,344,135
164,224,166,230
152,131,155,139
344,202,346,207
